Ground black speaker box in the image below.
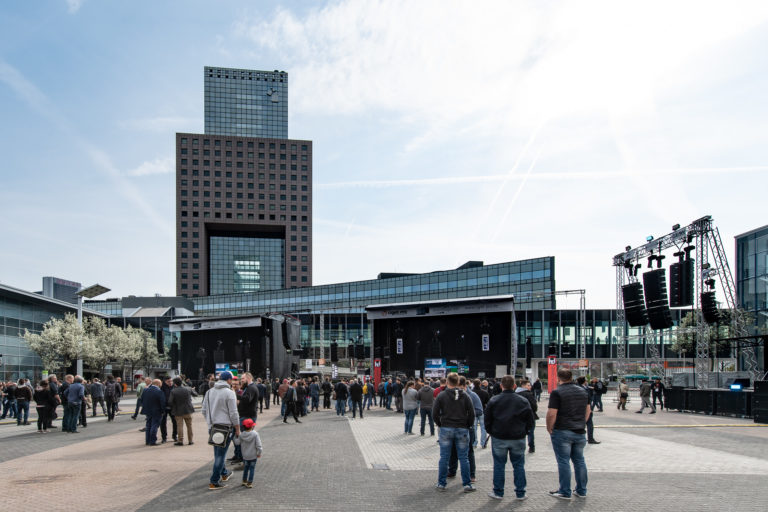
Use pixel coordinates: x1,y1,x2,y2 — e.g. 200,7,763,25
622,282,649,327
643,269,673,330
669,259,694,307
701,291,720,324
330,342,338,362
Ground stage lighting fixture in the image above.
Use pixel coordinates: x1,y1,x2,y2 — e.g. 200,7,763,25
702,263,711,270
646,236,654,242
706,278,716,289
633,264,642,277
672,223,681,231
655,254,665,268
647,254,657,268
625,245,632,252
674,251,685,262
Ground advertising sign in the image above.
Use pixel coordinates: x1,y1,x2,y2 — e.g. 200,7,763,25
396,338,403,355
305,359,312,370
373,358,382,388
548,356,558,393
481,334,490,351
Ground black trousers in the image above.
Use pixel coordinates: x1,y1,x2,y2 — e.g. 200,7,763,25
323,394,331,409
283,402,299,422
263,394,270,409
160,411,177,440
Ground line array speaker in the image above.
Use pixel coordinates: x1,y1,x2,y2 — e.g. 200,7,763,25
643,269,673,330
622,282,649,327
669,259,694,307
330,342,338,362
701,291,720,324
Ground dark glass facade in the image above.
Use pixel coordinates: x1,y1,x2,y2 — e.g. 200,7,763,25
204,67,288,139
736,225,768,333
209,235,285,294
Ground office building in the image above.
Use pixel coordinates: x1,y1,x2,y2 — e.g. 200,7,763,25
41,276,81,304
204,67,288,139
736,224,768,333
177,67,312,297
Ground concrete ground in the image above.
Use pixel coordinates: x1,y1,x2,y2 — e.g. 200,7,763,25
1,395,767,511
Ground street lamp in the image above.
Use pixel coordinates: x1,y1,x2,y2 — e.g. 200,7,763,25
75,283,110,376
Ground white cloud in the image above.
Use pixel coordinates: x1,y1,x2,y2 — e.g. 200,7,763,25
127,157,174,177
65,0,84,14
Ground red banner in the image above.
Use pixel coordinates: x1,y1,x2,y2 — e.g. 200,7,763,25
547,356,558,393
373,358,382,389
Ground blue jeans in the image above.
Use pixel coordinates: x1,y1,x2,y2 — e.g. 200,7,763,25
420,407,434,435
437,427,470,487
363,394,373,409
404,408,417,433
311,395,319,411
351,400,364,418
64,402,81,432
210,428,233,484
385,395,392,409
474,413,486,447
145,413,161,444
491,437,527,498
133,396,142,417
550,429,588,497
528,426,535,449
16,400,30,424
281,400,287,417
336,398,346,416
243,459,257,482
2,398,17,418
233,417,256,460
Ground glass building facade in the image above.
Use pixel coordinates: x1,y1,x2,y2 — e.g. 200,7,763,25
736,225,768,333
0,284,106,382
209,235,285,294
204,67,288,139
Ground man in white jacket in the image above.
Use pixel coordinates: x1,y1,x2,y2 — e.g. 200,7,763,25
202,371,241,490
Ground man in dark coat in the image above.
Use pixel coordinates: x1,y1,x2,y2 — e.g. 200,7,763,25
141,379,166,446
169,376,196,446
160,376,177,443
348,379,364,419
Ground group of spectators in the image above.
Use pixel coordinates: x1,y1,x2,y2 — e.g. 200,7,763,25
1,374,124,432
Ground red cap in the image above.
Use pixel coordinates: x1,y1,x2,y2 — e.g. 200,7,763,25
242,419,255,429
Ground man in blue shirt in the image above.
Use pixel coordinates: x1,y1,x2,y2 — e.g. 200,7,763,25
64,375,85,433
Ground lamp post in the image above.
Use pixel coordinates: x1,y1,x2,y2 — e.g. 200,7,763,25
75,284,110,376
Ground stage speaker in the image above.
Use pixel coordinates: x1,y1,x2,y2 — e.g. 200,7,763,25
213,349,225,364
364,346,371,359
157,330,165,354
330,342,338,362
170,343,179,368
355,344,365,359
282,322,291,351
643,269,673,330
701,291,720,324
525,337,533,369
669,259,694,307
622,282,649,327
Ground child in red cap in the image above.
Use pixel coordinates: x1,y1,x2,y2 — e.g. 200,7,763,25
233,418,263,488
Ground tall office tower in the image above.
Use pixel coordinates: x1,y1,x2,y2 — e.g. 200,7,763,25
176,67,312,297
204,67,288,138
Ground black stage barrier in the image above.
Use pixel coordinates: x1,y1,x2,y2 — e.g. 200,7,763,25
665,388,754,418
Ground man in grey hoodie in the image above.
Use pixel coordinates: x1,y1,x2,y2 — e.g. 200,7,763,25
202,371,241,490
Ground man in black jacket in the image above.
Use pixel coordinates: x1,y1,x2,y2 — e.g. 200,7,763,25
160,376,177,443
348,379,364,419
432,373,475,493
334,379,349,417
515,379,538,453
231,372,259,464
321,377,333,409
485,375,534,501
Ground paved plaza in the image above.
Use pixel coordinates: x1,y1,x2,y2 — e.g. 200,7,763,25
1,396,767,511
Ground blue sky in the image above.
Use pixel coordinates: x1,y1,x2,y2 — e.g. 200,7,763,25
1,0,767,308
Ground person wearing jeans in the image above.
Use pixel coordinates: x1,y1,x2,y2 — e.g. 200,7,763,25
417,383,435,436
201,372,241,489
432,373,476,492
402,381,418,433
484,375,534,500
15,379,32,425
546,368,590,500
334,380,348,416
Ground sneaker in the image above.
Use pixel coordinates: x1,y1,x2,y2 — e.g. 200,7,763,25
221,472,231,482
516,495,528,501
574,490,587,498
435,484,446,492
463,484,476,493
245,482,253,489
588,440,601,445
548,490,571,500
241,482,248,487
208,483,225,490
487,492,503,500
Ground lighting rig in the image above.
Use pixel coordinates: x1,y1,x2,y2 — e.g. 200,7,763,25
613,215,757,387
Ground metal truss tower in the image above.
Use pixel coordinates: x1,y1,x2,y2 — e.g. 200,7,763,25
613,216,756,388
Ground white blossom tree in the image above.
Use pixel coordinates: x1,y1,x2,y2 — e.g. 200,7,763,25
23,313,84,375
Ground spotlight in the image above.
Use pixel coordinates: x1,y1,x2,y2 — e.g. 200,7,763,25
702,263,711,270
706,278,716,289
672,223,681,231
646,236,654,242
625,245,632,252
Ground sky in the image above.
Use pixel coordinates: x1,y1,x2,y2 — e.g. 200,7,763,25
1,0,767,309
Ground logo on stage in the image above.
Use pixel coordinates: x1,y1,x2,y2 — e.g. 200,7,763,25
396,338,403,354
481,334,490,352
374,360,381,368
548,356,557,365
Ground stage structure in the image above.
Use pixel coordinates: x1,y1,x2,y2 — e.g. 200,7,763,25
169,313,301,381
614,215,757,388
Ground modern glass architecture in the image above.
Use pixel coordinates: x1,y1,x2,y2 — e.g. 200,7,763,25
177,66,313,297
204,67,288,139
209,235,285,294
736,224,768,333
0,283,107,381
41,276,81,304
